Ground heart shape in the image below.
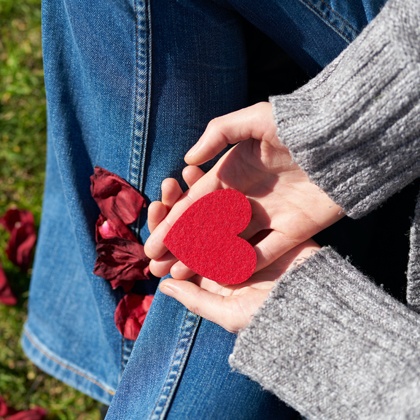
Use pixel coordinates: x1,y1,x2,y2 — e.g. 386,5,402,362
164,189,256,285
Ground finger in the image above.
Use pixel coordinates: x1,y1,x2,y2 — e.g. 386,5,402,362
170,260,196,280
239,216,270,242
159,279,236,332
253,229,302,272
147,179,184,274
147,201,168,233
252,239,320,280
194,274,273,295
145,196,192,259
161,178,184,209
144,175,222,259
184,102,275,166
148,251,179,278
182,165,205,188
145,151,230,260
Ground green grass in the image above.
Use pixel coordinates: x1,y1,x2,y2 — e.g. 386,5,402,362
0,1,102,418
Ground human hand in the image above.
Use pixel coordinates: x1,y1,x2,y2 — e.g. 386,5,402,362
145,102,343,280
148,172,320,333
159,240,319,333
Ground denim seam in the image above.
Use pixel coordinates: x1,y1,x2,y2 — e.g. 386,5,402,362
120,336,124,376
120,335,135,375
128,0,152,192
149,311,202,419
122,0,153,373
297,0,358,44
23,328,115,396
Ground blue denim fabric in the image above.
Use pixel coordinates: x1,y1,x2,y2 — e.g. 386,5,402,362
22,0,385,417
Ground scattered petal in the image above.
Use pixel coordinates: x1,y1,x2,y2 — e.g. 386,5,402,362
0,265,17,306
94,238,150,282
0,208,36,271
5,223,37,271
0,396,10,416
7,407,47,420
0,209,34,233
90,167,145,225
114,294,154,340
90,168,154,313
95,214,137,242
109,278,136,293
0,396,46,420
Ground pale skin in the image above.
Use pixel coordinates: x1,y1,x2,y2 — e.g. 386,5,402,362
148,170,320,333
145,102,343,332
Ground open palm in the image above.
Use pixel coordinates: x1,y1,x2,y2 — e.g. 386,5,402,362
145,102,342,280
159,240,319,333
147,170,319,332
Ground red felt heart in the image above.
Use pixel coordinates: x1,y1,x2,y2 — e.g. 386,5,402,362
164,189,256,285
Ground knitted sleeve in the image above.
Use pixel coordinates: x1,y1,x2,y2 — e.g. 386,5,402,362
229,247,420,418
230,0,420,417
270,0,420,218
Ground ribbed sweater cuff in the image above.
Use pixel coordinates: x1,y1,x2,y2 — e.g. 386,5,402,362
230,247,420,419
270,0,420,218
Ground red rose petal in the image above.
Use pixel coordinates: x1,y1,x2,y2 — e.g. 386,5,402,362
95,214,137,242
0,396,46,420
0,208,36,271
114,294,154,340
94,238,150,282
0,209,34,233
6,224,37,271
7,407,47,420
90,167,145,225
109,278,136,293
0,396,11,416
0,265,17,306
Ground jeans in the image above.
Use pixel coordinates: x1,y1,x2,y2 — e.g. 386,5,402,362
22,0,385,418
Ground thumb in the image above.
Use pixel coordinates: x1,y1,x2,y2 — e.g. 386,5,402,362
185,102,275,166
159,279,238,331
159,279,224,318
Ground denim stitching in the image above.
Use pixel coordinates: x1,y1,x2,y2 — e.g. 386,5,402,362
121,0,153,372
126,2,203,414
297,0,360,44
129,0,152,192
120,336,124,380
149,311,202,419
24,328,115,395
310,0,359,31
122,337,134,367
299,0,358,43
120,335,135,376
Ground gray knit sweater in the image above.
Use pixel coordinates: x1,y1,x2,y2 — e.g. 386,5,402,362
229,0,420,417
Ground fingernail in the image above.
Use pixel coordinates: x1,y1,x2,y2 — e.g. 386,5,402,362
185,141,202,159
159,282,179,296
185,148,197,159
